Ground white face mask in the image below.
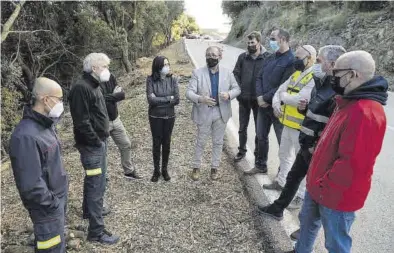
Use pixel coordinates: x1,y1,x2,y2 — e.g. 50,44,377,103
47,100,64,118
312,63,326,79
161,66,170,75
99,68,111,82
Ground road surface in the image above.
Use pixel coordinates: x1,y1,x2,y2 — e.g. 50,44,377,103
185,39,394,253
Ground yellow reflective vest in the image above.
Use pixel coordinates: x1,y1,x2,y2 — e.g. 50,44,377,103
279,70,314,130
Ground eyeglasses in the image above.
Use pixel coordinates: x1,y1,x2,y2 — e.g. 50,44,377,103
332,68,353,77
206,54,219,59
269,38,276,41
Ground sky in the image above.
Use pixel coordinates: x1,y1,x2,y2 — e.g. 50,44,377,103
184,0,231,33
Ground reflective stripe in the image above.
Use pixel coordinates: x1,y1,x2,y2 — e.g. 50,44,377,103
306,110,329,123
37,235,61,249
86,168,102,176
286,115,303,124
300,126,315,136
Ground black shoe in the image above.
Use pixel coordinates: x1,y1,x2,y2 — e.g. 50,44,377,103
124,170,142,180
151,170,160,182
234,152,246,162
263,181,283,191
284,250,295,253
257,204,284,221
162,168,171,181
290,228,300,241
244,166,267,175
87,229,120,245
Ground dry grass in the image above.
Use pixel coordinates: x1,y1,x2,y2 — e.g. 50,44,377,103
1,42,263,253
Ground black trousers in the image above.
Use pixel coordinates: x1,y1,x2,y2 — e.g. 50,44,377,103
273,147,312,210
238,98,259,156
149,116,175,171
31,194,67,252
256,107,283,168
78,141,107,238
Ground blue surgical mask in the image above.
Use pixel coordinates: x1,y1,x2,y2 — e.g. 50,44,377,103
270,40,280,52
161,66,170,75
312,64,326,79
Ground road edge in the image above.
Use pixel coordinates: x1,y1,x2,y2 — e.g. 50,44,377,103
183,39,294,253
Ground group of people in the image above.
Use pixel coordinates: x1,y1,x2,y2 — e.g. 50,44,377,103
7,26,388,253
231,29,388,253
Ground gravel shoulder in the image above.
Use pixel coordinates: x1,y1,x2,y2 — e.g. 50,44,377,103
1,42,264,253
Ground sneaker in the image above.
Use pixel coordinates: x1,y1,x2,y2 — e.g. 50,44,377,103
87,229,120,245
124,170,142,180
263,181,283,191
102,205,111,216
234,152,246,162
210,168,219,181
290,228,300,241
244,166,267,175
288,196,303,210
191,168,200,181
257,204,284,221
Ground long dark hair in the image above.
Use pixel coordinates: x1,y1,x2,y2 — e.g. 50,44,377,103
151,56,170,81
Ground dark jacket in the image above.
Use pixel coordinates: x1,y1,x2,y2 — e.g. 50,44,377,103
9,106,68,216
100,74,125,121
256,50,295,104
68,72,109,147
307,76,387,211
299,76,336,149
233,50,271,100
146,75,180,118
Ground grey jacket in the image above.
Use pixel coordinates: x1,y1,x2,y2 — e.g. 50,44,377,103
186,65,241,125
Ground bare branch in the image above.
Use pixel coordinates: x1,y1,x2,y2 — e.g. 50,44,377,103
40,52,65,77
1,0,26,43
10,33,22,65
7,29,51,34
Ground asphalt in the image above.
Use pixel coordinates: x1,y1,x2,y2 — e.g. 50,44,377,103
184,39,394,253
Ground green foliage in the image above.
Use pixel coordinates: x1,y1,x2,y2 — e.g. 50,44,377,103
172,13,200,40
0,0,186,155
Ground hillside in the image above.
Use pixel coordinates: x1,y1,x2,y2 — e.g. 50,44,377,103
223,1,394,89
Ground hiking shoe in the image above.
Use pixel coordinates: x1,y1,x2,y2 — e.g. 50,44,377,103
234,152,246,162
210,168,219,181
257,204,284,221
290,228,300,241
263,181,283,191
288,196,303,210
244,166,267,175
87,229,120,245
124,170,142,180
191,168,200,181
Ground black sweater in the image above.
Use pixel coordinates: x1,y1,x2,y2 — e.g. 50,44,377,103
100,74,125,121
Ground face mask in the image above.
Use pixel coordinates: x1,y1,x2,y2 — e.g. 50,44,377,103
99,68,111,82
312,64,326,79
47,99,64,118
330,71,352,95
161,66,170,75
270,40,280,52
247,45,258,54
294,57,307,72
206,58,219,68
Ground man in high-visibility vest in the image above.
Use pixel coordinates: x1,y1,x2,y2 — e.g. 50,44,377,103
263,45,317,209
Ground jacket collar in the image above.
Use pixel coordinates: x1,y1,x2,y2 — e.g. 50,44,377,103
23,106,54,128
82,71,100,88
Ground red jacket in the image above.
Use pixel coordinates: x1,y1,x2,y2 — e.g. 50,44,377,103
306,96,387,212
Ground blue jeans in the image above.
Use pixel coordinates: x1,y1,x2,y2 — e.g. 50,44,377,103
295,192,356,253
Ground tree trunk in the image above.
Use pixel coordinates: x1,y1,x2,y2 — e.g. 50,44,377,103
1,1,26,43
121,35,132,73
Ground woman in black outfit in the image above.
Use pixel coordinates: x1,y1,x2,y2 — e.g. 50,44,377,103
146,56,180,182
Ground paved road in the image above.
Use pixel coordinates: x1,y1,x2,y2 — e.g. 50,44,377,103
185,39,394,253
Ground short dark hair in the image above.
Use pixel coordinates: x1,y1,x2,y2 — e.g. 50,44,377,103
151,56,170,81
247,31,262,43
272,28,290,42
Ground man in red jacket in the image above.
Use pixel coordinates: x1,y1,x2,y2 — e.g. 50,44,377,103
293,50,388,253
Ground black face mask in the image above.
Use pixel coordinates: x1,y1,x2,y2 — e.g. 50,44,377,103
247,45,258,54
206,58,219,68
330,72,352,95
294,57,307,72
